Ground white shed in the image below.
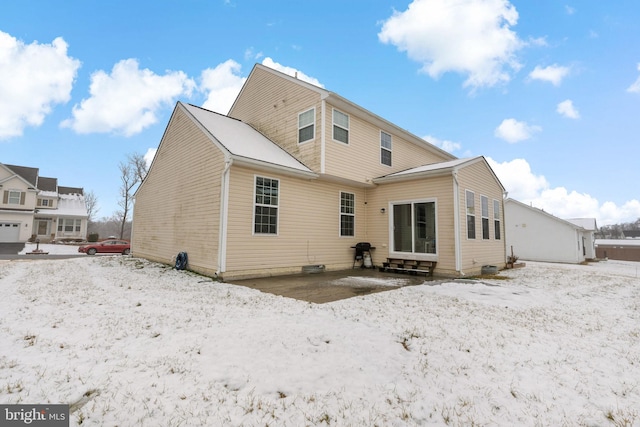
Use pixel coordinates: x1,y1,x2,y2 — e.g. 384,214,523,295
505,198,594,264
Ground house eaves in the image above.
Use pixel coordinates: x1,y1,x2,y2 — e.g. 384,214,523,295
373,156,488,184
180,102,318,180
1,163,38,189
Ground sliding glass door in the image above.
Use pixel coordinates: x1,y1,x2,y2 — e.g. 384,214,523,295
392,200,436,255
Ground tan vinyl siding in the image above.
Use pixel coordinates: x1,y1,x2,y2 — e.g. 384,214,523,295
229,66,323,172
132,107,223,276
223,165,366,279
324,103,450,183
366,175,457,274
456,161,506,274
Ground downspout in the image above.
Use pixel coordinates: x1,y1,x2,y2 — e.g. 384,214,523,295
452,170,463,275
217,157,233,277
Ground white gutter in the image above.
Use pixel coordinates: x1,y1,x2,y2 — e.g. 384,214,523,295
452,170,462,275
217,157,233,277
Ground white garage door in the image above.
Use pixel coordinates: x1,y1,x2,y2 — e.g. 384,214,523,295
0,223,21,242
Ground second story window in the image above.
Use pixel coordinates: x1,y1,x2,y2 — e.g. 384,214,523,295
4,190,23,205
381,131,392,166
333,109,349,144
298,108,315,144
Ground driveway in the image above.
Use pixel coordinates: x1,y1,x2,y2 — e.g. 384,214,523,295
0,242,25,254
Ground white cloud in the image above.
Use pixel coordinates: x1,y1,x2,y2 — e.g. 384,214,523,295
528,64,570,86
378,0,523,89
0,31,80,140
423,134,461,153
565,5,576,15
200,59,246,114
556,99,580,119
488,157,640,225
143,148,157,170
61,59,194,136
261,57,324,87
627,63,640,94
494,118,541,143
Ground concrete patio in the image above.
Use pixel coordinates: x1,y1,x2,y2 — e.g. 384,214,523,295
227,268,440,303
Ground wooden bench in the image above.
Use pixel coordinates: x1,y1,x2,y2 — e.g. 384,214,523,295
380,258,436,276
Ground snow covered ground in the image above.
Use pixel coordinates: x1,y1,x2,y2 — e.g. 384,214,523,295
1,252,639,426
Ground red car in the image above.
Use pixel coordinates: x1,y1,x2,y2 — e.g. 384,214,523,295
78,239,131,255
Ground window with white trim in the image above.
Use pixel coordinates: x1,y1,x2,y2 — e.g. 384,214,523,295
254,176,279,235
298,108,315,143
333,109,349,144
493,199,501,240
466,190,475,239
57,219,82,233
481,195,490,240
392,200,437,254
8,190,21,205
381,131,392,166
340,192,355,236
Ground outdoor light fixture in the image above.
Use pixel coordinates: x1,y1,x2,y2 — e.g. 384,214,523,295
380,208,386,213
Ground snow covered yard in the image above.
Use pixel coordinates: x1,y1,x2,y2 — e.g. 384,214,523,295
1,256,639,426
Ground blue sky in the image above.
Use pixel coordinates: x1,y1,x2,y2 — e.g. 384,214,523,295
1,0,639,225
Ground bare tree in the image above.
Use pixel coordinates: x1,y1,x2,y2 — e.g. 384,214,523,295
84,190,99,223
115,153,149,239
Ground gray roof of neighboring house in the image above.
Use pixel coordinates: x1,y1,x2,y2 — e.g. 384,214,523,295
58,186,83,195
567,218,598,231
38,177,58,192
4,164,39,187
180,102,317,177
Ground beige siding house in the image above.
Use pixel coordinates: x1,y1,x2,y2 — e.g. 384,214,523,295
133,64,506,279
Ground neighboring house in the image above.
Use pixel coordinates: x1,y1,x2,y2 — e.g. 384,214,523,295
505,198,596,263
132,63,507,280
0,163,88,243
595,239,640,261
622,230,640,239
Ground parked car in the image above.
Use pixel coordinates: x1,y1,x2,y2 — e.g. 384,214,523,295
78,239,131,255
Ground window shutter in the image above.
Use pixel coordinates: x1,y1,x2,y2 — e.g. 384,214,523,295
2,191,7,204
20,192,25,205
37,199,42,206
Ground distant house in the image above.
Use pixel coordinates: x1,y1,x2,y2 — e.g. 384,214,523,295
0,163,88,243
595,239,640,262
505,198,596,263
132,63,507,280
622,230,640,239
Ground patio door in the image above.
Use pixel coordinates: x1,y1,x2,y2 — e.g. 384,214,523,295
392,200,436,255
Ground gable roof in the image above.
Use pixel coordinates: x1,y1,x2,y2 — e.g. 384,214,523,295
179,102,317,178
373,156,505,191
233,64,457,162
3,164,39,187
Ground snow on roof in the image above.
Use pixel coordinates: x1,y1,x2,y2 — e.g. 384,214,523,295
374,157,489,184
181,103,316,176
38,190,58,198
596,239,640,246
53,193,88,217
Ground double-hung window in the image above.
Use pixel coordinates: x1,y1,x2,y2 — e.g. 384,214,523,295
7,190,22,205
493,200,501,240
254,176,279,235
333,109,349,144
298,108,315,144
340,192,355,236
466,190,476,239
481,196,490,239
381,131,392,166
